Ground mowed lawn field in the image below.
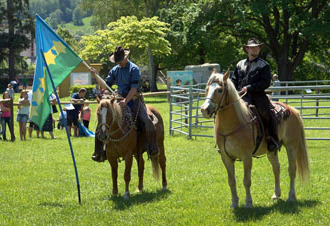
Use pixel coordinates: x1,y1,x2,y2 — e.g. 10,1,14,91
0,95,329,225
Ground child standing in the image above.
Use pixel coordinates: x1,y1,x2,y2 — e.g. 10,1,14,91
17,90,30,140
6,84,14,99
81,103,91,129
0,91,14,141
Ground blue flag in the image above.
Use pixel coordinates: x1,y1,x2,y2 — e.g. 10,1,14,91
30,15,82,128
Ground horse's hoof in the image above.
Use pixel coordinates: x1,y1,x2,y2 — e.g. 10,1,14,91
287,195,297,202
136,188,143,193
230,202,238,208
162,186,167,191
272,194,280,200
124,192,130,200
288,192,297,202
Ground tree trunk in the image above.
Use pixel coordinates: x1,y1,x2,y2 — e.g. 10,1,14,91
277,57,295,81
148,48,158,92
7,0,15,81
199,48,205,64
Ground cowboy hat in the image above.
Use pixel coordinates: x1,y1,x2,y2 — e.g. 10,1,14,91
243,38,264,53
109,46,130,63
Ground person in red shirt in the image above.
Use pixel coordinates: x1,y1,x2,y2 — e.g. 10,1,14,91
1,91,14,141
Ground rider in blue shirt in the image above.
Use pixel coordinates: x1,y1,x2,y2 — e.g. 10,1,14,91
91,46,159,162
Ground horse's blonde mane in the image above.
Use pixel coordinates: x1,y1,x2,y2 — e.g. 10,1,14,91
97,98,123,127
210,73,252,124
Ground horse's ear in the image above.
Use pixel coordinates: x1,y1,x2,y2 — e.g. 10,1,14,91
223,67,230,81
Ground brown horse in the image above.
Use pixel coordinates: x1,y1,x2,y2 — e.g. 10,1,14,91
96,98,167,199
200,71,309,208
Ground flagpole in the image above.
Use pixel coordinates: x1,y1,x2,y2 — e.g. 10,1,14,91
82,61,116,95
40,50,81,204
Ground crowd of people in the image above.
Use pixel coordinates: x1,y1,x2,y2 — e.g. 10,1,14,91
0,85,92,142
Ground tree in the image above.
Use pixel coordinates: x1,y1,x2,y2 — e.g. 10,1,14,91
205,0,330,81
157,2,242,72
73,7,84,26
0,0,33,80
80,0,144,29
56,26,79,53
81,16,171,91
59,0,72,22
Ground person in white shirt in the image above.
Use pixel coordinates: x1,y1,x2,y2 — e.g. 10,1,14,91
17,90,30,141
6,84,14,99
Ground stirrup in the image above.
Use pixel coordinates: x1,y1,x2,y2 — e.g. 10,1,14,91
267,137,280,152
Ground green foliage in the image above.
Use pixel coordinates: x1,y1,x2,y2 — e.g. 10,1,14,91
73,7,84,26
45,9,63,29
80,16,171,70
202,0,330,80
56,26,79,53
29,0,59,19
80,0,144,29
69,84,95,99
30,0,83,26
158,2,243,70
0,0,33,80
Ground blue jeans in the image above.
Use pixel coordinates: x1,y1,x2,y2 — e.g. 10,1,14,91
1,117,12,140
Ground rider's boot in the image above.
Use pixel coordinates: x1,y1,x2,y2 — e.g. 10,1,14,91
92,135,107,162
267,110,280,152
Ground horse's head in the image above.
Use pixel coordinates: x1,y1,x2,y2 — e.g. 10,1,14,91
201,69,230,118
96,98,122,143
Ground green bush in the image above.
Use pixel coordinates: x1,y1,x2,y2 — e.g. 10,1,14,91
69,84,95,99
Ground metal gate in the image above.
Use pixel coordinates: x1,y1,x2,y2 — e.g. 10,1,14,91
170,84,330,141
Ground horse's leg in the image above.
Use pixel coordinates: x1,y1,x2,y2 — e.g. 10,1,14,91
135,152,144,193
221,154,239,208
124,155,133,200
242,157,253,208
158,142,167,190
286,145,297,201
267,151,281,200
109,158,118,196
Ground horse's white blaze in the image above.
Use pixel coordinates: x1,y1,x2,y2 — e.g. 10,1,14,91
101,107,107,132
207,82,219,100
201,82,219,116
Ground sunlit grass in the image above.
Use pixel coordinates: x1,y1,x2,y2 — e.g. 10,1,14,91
0,96,329,225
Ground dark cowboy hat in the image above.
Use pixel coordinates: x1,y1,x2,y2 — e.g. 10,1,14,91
243,38,264,53
109,46,130,63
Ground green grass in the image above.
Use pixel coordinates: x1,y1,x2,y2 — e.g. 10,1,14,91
64,16,95,36
0,96,329,225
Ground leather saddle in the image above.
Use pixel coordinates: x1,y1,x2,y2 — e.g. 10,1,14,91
248,102,292,155
120,103,158,135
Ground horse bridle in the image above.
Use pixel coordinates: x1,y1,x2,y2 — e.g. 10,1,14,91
207,80,247,117
96,100,141,143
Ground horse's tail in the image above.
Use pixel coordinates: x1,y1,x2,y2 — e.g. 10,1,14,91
151,154,160,180
292,108,310,181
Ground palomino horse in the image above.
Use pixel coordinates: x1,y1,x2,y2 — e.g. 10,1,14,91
200,71,309,208
96,98,167,199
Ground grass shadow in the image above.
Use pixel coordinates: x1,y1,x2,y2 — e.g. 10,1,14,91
39,202,65,208
103,189,172,210
233,199,320,222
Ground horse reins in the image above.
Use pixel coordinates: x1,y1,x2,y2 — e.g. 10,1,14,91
97,99,141,143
